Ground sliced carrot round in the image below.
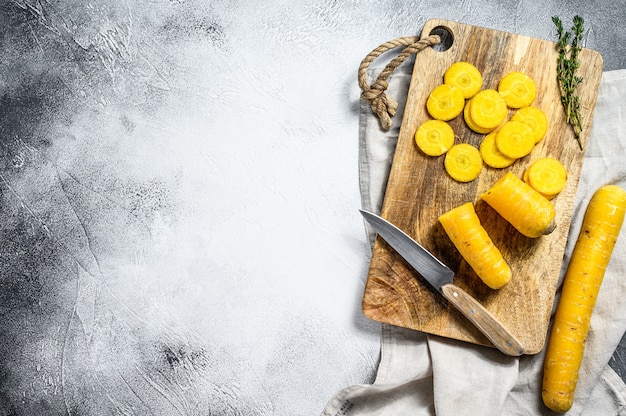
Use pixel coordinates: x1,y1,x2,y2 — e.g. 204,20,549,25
468,89,508,130
464,98,495,134
526,157,568,197
498,71,537,108
444,62,483,99
495,121,535,159
480,172,556,238
480,131,516,168
511,105,549,144
426,84,465,121
414,120,455,156
444,143,483,182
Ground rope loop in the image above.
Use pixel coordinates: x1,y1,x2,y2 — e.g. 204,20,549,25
358,34,441,130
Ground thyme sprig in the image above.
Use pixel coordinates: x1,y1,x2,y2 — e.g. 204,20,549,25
552,15,585,150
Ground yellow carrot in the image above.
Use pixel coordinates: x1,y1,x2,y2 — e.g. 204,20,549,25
469,89,508,130
542,185,626,413
511,105,549,144
525,157,568,198
414,119,455,156
479,131,516,169
497,71,537,108
444,62,483,99
480,172,556,238
426,84,465,121
439,202,512,289
444,143,483,183
464,97,498,134
495,120,536,159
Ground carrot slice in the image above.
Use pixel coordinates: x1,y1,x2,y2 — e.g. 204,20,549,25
444,143,483,182
480,131,516,168
522,166,555,200
498,71,537,108
414,120,455,156
468,89,508,130
426,84,465,121
511,106,549,144
464,98,495,134
444,62,483,99
525,157,568,197
495,121,535,159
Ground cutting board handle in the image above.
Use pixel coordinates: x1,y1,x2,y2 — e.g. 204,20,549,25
357,34,441,130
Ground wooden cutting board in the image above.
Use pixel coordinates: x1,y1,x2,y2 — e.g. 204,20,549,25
362,19,603,354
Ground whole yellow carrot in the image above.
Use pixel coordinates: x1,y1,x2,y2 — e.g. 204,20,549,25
542,185,626,413
439,202,512,289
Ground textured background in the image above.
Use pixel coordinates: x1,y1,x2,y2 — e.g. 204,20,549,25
1,1,625,415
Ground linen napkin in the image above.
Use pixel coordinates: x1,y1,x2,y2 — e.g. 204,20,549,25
322,67,626,415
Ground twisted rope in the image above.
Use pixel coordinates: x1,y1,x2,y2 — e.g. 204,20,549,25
358,34,441,130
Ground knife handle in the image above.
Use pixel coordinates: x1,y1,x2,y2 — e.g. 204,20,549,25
441,283,525,356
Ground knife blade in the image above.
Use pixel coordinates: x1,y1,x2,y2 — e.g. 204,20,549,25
360,209,524,356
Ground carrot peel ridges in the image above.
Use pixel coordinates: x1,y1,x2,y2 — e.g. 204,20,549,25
439,202,512,289
480,172,556,238
541,185,626,413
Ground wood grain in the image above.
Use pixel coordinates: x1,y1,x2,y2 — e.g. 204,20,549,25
361,19,604,354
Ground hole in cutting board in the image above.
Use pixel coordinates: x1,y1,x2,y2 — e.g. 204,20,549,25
429,26,453,52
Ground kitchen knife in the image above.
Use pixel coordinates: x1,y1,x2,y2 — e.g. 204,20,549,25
360,209,525,356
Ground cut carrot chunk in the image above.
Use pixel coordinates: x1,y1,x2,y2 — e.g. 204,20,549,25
480,172,556,238
444,62,483,99
480,131,516,168
438,202,512,289
426,84,465,121
498,71,537,108
495,121,535,159
414,120,455,156
525,157,568,197
511,106,549,143
468,89,508,130
464,98,496,134
444,143,483,182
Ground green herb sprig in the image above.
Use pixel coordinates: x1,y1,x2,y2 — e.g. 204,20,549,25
552,15,585,150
